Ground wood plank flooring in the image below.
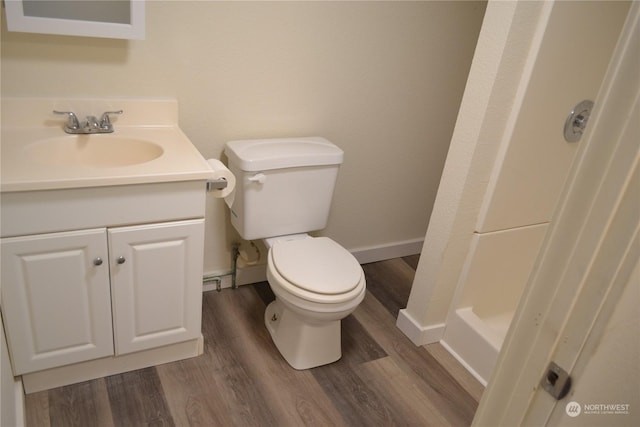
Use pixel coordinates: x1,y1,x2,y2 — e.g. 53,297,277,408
24,255,483,426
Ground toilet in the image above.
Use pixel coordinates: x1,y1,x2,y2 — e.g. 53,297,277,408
224,137,366,369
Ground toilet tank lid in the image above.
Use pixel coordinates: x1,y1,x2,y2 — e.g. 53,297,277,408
224,137,344,171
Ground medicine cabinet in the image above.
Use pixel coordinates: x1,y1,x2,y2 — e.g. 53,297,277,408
4,0,145,40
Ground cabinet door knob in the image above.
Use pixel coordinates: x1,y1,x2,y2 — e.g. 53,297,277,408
117,256,126,264
93,257,103,266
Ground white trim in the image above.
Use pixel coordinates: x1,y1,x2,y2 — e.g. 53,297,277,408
349,238,423,265
440,307,500,386
21,336,202,393
203,238,424,290
202,263,269,292
440,340,488,387
4,0,145,40
396,309,445,345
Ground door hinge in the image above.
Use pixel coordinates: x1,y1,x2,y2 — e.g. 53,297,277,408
541,361,572,400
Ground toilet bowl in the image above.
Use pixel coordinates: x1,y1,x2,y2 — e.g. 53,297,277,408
264,235,366,369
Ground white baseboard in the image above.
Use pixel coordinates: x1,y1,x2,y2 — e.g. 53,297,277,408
203,238,424,290
350,238,424,264
236,264,267,286
22,337,203,393
440,339,489,387
203,264,267,291
396,308,445,345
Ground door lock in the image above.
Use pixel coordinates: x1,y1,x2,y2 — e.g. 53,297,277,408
541,361,572,400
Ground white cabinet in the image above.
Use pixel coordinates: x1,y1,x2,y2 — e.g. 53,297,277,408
1,228,113,374
108,220,204,355
1,219,204,376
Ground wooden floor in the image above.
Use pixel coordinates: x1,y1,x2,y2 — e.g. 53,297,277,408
25,255,484,427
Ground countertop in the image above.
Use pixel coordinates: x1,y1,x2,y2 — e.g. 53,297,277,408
1,97,214,192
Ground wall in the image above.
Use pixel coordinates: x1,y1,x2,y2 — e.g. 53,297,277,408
397,0,547,343
397,0,630,345
439,0,629,385
473,4,640,418
1,295,25,426
0,1,486,276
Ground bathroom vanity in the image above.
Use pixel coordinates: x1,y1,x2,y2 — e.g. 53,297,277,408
0,98,213,392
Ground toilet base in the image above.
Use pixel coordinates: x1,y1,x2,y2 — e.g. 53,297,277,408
265,299,341,370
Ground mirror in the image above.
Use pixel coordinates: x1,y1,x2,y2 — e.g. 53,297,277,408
4,0,145,40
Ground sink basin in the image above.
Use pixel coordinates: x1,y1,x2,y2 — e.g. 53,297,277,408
1,97,216,192
25,135,164,168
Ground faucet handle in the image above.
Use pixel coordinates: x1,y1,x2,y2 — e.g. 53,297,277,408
53,110,80,131
99,110,123,128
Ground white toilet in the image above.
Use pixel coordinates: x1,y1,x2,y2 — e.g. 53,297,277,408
224,137,366,369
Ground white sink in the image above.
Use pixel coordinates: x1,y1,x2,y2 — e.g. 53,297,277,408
1,98,214,192
25,135,164,168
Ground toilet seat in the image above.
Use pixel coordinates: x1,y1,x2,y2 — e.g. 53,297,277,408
269,237,365,304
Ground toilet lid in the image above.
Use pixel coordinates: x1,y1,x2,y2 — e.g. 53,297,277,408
271,237,362,295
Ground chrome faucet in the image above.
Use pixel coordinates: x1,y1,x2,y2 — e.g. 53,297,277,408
53,110,123,134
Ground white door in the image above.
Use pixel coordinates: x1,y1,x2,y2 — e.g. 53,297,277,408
0,229,113,374
473,4,639,426
108,219,205,355
546,257,639,426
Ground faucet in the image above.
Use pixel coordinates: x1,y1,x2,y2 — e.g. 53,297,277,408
53,110,123,134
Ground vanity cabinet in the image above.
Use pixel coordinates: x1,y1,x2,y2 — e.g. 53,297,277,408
1,98,214,392
1,219,204,375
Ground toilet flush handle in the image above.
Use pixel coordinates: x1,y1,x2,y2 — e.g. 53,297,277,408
248,173,267,185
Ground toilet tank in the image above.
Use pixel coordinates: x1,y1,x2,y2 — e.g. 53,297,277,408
224,137,344,240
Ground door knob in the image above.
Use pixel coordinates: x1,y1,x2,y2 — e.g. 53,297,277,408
116,256,126,264
93,257,103,266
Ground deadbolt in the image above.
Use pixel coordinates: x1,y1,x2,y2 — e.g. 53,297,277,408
564,100,594,142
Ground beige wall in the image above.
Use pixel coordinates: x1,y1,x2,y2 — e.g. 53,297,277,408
398,0,630,344
397,1,546,343
1,1,485,274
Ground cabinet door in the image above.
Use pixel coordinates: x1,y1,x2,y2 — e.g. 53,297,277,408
1,229,113,374
108,219,204,355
